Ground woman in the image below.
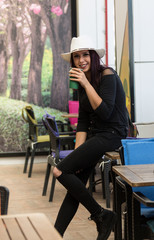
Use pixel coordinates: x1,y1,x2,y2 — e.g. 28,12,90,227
53,35,128,240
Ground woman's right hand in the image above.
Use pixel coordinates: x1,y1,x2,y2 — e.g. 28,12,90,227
69,68,90,89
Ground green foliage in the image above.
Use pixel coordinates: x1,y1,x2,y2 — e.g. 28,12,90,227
7,48,53,103
21,89,27,102
22,53,30,76
41,48,53,92
45,36,51,49
0,97,67,153
7,58,13,93
42,91,50,107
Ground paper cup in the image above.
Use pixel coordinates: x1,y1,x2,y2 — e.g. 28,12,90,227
69,79,79,89
69,68,83,89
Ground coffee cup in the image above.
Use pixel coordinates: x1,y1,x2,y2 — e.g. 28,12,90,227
69,79,79,89
69,68,83,89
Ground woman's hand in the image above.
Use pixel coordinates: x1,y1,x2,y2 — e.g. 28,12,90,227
69,68,90,89
70,68,102,110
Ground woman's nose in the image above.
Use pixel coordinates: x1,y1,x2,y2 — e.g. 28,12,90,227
79,56,84,62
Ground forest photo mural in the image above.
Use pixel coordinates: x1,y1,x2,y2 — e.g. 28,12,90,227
0,0,73,153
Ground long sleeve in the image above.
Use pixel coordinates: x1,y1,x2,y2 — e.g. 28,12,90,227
76,101,89,132
76,72,128,136
94,74,117,120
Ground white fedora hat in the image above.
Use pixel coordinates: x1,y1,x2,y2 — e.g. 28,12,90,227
61,35,105,62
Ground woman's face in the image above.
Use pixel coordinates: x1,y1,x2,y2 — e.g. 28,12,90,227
72,50,91,72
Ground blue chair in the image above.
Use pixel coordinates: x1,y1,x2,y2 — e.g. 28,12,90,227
123,139,154,239
42,113,75,202
115,138,154,240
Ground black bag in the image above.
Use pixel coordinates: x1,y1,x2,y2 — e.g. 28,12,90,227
127,111,139,138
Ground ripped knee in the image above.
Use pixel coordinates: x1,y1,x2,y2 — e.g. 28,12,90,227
53,167,62,178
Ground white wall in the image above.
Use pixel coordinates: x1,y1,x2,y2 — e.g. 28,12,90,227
107,0,115,69
76,0,115,67
136,122,154,138
133,0,154,122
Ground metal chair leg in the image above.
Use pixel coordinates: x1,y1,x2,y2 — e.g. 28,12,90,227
100,159,111,208
42,163,51,196
49,175,56,202
0,186,10,215
115,176,133,240
100,170,106,199
23,146,31,173
28,146,36,178
104,160,111,208
132,194,141,240
115,180,123,240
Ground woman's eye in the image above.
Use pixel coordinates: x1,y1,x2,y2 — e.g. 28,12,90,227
74,55,79,58
83,53,89,57
73,52,89,59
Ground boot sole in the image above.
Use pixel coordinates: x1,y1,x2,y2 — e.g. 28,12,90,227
97,212,117,240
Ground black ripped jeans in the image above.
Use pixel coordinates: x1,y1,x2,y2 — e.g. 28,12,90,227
54,131,123,236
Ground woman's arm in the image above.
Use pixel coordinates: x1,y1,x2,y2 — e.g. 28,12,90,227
75,131,87,149
84,69,114,110
70,68,114,111
84,83,102,110
70,68,101,110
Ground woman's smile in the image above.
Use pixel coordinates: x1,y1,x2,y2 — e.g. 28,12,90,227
79,64,88,71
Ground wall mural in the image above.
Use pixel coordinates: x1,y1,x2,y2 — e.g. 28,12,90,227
114,0,132,118
0,0,73,153
119,14,131,116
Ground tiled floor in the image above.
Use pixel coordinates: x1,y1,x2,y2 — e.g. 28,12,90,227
0,155,115,240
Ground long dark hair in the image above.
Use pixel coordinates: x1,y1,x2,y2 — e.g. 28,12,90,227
71,50,108,89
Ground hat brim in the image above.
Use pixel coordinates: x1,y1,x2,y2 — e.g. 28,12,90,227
61,48,105,62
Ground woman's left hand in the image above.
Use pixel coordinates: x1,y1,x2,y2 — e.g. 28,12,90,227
69,68,90,89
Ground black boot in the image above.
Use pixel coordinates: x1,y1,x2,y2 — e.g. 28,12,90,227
89,208,117,240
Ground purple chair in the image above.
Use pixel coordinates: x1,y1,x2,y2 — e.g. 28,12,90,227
42,113,75,202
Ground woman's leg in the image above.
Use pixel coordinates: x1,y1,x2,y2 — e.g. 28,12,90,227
54,167,93,236
56,171,102,215
55,133,121,214
54,192,79,236
54,133,121,239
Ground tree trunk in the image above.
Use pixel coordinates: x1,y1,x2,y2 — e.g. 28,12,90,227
27,13,45,106
40,0,71,111
10,22,21,99
0,36,8,96
10,21,26,100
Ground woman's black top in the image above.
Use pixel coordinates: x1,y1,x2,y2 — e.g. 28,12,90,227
76,71,128,138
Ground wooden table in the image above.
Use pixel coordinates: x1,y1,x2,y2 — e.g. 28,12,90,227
112,164,154,187
112,164,154,240
62,113,78,129
62,113,78,118
0,213,63,240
